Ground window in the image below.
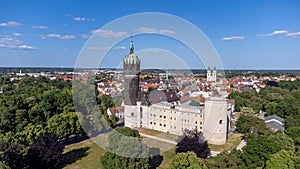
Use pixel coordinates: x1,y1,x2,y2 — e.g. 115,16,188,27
150,122,152,124
154,122,156,125
174,117,176,120
131,112,134,116
159,123,162,126
163,116,166,119
195,121,197,124
163,124,166,127
219,120,223,124
200,127,202,129
170,117,172,120
150,114,152,116
160,115,162,118
200,122,202,125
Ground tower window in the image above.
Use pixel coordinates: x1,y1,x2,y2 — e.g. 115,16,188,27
131,112,134,116
219,120,223,124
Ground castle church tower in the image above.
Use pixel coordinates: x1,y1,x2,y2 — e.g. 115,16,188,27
123,36,141,128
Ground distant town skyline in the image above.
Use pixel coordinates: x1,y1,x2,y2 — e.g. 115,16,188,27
1,0,300,69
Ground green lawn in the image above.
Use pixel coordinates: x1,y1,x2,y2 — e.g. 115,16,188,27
208,133,243,152
62,133,177,169
62,131,240,168
62,138,106,169
140,128,180,142
157,147,176,169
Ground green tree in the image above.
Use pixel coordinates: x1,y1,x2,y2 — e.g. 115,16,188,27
285,126,300,145
168,151,207,169
46,112,83,139
240,107,256,116
100,127,150,169
18,123,44,145
241,132,295,168
236,114,269,137
265,150,295,169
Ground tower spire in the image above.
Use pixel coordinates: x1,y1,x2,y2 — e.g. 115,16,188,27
165,70,169,91
129,35,134,54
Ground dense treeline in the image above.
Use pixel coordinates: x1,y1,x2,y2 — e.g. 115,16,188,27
207,79,300,168
228,79,300,128
0,75,118,168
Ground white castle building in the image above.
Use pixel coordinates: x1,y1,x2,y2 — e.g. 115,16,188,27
123,37,233,145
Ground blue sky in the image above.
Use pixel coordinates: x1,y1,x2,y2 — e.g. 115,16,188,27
0,0,300,69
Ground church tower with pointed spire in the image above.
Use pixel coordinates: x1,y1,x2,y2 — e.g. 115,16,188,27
123,36,140,105
123,36,141,128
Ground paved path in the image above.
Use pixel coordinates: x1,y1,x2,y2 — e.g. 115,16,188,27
139,133,221,156
236,139,247,150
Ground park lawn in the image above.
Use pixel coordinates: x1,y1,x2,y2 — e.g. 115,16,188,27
157,147,176,169
62,138,106,169
140,128,180,142
208,133,243,152
140,128,164,136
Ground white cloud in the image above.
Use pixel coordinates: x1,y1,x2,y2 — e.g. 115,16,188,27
159,29,176,35
0,21,22,27
286,32,300,38
12,33,22,36
88,46,126,51
135,27,157,33
32,25,48,29
222,36,245,41
257,30,288,37
73,17,86,21
135,27,176,35
73,17,94,22
41,34,75,40
17,44,36,50
0,36,36,50
91,29,128,38
80,34,89,39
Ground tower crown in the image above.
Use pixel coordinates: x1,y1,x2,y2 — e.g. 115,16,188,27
124,36,140,64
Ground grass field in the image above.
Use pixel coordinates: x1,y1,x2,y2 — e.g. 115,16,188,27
140,128,180,142
208,133,243,152
62,132,177,169
63,139,105,169
62,131,241,168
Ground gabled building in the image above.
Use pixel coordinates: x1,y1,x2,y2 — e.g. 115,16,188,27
264,114,285,132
